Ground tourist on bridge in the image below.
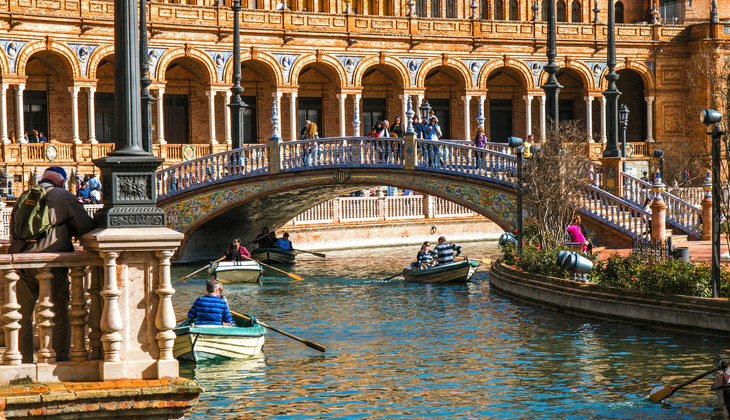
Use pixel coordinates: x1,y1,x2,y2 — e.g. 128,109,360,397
523,135,534,159
412,116,425,139
300,119,311,139
223,238,251,261
187,279,234,326
391,116,405,138
9,166,96,363
433,236,461,265
273,232,292,250
255,227,273,249
302,122,319,166
76,181,92,204
474,127,487,170
374,121,388,138
416,241,437,269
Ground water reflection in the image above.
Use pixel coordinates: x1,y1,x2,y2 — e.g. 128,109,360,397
172,242,728,419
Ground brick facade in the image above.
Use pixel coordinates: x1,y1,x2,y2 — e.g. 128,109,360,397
0,0,722,151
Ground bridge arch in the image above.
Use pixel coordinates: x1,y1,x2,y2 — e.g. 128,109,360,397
159,169,516,261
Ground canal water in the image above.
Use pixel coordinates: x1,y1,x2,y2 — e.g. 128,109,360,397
171,242,729,419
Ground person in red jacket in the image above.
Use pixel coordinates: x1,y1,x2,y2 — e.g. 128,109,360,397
223,238,251,261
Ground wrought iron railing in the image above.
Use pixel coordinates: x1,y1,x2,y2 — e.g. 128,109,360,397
632,236,674,259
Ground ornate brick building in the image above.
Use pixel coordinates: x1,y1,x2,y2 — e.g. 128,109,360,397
0,0,724,149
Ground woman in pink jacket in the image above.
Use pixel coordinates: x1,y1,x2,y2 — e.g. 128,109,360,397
566,219,589,252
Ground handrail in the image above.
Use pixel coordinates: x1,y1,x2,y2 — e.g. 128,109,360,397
580,185,651,240
156,144,269,198
621,171,701,239
280,137,405,171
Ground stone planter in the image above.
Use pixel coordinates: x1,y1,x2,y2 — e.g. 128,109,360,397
489,261,730,336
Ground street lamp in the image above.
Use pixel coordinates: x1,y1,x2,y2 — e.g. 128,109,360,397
602,0,622,158
419,100,432,123
653,149,664,182
140,0,154,154
508,136,523,256
229,0,249,150
700,108,724,298
619,104,629,172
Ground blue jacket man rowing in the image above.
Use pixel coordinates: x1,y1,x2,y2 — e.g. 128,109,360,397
433,236,461,265
187,279,234,326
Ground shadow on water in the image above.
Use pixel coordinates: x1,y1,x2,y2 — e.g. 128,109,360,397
172,242,729,419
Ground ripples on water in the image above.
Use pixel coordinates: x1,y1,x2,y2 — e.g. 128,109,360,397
172,242,728,419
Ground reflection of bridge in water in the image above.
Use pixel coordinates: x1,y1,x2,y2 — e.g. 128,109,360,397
156,137,702,262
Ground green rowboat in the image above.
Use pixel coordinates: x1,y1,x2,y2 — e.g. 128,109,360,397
403,259,479,283
173,313,266,362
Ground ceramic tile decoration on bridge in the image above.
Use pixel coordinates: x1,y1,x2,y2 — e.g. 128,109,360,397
156,136,705,261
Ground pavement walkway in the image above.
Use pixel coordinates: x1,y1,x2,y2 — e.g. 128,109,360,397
601,239,730,263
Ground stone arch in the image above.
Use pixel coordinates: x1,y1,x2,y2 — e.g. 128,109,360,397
223,49,284,86
158,169,516,261
87,44,115,80
478,58,532,89
289,53,347,87
609,61,656,92
155,47,216,85
16,40,81,79
537,60,591,90
0,45,11,77
353,55,410,88
416,57,472,89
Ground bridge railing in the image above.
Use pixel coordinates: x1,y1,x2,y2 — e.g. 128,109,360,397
279,138,405,171
416,140,518,184
621,172,701,239
156,145,269,198
580,185,651,239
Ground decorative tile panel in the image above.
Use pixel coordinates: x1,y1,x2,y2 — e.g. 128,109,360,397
207,50,233,82
337,55,364,86
271,53,301,84
69,44,99,77
0,40,28,74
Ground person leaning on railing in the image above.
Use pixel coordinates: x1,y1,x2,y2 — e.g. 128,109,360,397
8,166,96,363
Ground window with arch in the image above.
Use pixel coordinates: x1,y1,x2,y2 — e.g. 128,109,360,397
541,0,547,21
556,0,566,22
494,0,503,20
508,0,518,20
446,0,455,18
481,0,489,19
615,1,624,23
431,0,441,17
571,0,581,22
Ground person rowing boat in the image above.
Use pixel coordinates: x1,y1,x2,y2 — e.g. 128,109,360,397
223,238,251,261
433,236,462,265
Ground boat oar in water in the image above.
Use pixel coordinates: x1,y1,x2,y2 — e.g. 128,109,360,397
455,256,492,265
241,255,304,281
293,249,326,258
648,362,726,402
231,310,326,353
176,257,226,283
380,262,429,282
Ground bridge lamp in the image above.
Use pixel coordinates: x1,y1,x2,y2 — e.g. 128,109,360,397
419,100,432,123
619,105,629,172
508,136,524,256
700,108,725,298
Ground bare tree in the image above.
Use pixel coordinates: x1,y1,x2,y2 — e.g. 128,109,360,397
685,43,730,249
520,120,593,248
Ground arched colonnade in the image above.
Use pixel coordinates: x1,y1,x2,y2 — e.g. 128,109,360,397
0,40,656,145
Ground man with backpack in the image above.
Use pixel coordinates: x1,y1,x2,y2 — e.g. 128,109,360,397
9,166,96,363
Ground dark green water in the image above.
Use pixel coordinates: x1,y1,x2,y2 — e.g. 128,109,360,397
171,242,728,419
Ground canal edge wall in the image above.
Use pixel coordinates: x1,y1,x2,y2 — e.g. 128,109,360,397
489,262,730,337
282,217,504,252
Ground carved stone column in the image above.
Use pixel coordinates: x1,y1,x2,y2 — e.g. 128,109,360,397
99,251,123,378
15,84,25,143
206,91,218,145
289,92,298,141
154,250,178,378
585,96,594,143
523,94,533,137
225,90,232,145
337,93,347,137
463,95,471,141
645,96,655,142
156,88,166,145
0,83,8,144
69,86,81,144
88,87,98,144
69,266,89,362
2,268,22,365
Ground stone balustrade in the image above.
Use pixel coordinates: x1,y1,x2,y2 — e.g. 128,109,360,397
287,194,474,225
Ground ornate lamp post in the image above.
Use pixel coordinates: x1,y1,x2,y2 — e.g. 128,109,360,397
92,0,165,228
701,109,724,298
508,136,523,256
602,0,622,158
419,100,432,123
140,0,154,154
619,104,629,172
406,95,415,134
542,0,562,132
653,149,664,181
229,0,248,149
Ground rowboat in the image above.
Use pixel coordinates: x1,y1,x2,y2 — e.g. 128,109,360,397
251,247,296,264
402,259,479,283
712,374,730,417
207,260,263,283
173,313,266,362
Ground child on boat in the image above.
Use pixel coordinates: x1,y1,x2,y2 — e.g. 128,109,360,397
187,279,234,326
416,241,437,269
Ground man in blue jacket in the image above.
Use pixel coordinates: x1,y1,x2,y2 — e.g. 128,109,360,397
187,279,233,326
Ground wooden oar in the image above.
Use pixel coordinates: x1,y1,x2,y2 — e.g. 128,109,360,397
293,248,326,258
245,233,269,247
175,257,225,283
454,256,492,265
241,254,304,281
231,310,326,353
380,262,428,281
648,363,726,402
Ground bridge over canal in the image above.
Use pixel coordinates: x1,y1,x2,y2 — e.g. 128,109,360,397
155,137,702,262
